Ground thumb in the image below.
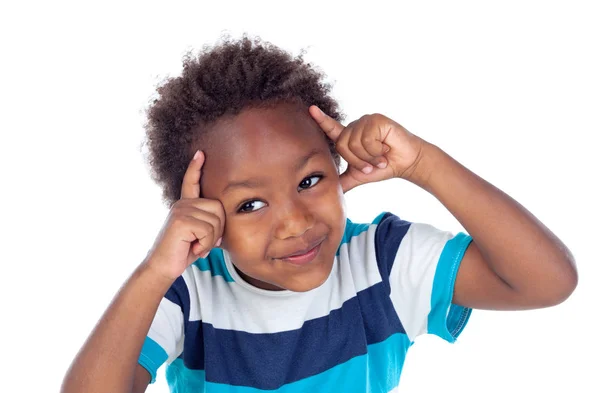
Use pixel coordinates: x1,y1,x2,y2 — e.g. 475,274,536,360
309,105,345,142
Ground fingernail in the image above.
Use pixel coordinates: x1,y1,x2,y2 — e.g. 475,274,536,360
383,145,390,153
362,165,373,174
216,237,222,247
193,150,201,160
377,161,387,169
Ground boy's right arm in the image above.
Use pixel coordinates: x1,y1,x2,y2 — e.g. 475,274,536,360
61,150,224,393
61,263,172,393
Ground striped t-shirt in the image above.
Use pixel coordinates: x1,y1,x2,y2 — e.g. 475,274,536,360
138,212,473,392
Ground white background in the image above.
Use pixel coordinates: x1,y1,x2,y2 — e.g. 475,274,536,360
1,1,599,392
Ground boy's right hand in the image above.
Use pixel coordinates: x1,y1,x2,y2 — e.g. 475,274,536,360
144,150,225,282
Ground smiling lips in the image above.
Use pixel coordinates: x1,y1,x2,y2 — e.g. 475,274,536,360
278,238,325,265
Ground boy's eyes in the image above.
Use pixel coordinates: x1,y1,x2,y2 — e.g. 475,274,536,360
298,175,322,190
237,174,324,213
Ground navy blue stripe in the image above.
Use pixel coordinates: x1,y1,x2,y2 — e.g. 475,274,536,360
373,213,411,293
164,275,191,323
181,281,405,389
182,319,205,370
336,219,370,255
357,281,405,344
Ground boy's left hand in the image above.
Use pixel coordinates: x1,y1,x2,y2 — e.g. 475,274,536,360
309,105,426,193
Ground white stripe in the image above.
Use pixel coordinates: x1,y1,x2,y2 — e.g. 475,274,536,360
388,223,452,341
181,267,202,321
341,224,384,294
185,225,383,333
146,297,184,360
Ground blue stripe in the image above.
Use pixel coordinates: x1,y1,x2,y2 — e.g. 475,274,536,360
335,213,386,256
428,233,473,342
166,332,411,392
183,318,205,370
193,248,234,282
373,213,412,292
138,336,168,383
164,275,191,323
180,281,404,389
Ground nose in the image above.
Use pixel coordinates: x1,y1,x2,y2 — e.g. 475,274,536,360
274,198,316,240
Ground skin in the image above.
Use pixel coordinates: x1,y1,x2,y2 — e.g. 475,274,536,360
61,101,578,393
309,105,578,310
199,103,346,292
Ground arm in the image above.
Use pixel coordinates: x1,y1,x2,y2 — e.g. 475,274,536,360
62,150,226,393
409,142,578,310
309,107,578,311
61,263,171,393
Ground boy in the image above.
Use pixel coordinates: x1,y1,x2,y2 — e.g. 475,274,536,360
61,36,577,393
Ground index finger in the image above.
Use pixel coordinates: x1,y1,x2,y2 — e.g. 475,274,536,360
180,150,204,199
309,105,345,142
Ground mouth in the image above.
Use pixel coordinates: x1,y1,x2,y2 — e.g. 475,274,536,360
277,238,325,266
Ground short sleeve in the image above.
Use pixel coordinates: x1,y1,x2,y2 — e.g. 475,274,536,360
374,213,473,343
138,276,186,383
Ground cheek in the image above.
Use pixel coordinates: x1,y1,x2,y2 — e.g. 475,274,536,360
224,221,268,257
314,183,346,231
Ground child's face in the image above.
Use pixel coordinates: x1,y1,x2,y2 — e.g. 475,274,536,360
199,102,346,292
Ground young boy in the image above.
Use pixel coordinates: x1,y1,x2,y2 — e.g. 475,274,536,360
61,36,578,393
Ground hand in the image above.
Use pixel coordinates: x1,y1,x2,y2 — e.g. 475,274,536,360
143,150,225,282
309,106,426,193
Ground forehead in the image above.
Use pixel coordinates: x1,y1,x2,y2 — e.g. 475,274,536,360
200,103,331,192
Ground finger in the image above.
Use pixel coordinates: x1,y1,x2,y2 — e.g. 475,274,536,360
194,236,221,258
193,241,215,258
347,126,383,168
187,218,218,255
181,150,204,199
360,134,390,169
172,214,217,252
182,206,223,240
336,129,375,174
174,200,226,250
309,105,345,142
338,167,363,194
187,199,226,238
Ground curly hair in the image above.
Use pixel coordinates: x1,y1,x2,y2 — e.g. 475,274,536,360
143,35,345,208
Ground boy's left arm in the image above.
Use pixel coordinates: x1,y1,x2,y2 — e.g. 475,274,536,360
309,106,578,311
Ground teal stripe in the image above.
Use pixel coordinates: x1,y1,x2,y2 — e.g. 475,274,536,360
336,212,387,256
138,336,168,384
166,332,411,393
427,233,473,342
193,248,234,282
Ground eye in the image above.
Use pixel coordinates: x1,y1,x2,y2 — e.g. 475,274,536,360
237,200,266,213
298,174,323,190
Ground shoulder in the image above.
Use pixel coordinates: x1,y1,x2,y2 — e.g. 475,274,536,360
336,213,408,289
340,212,412,265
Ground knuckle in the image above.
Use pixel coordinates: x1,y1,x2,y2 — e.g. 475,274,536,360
361,133,375,144
349,139,362,150
214,216,223,232
171,199,185,209
207,199,222,210
203,223,215,236
173,199,194,212
336,144,351,157
170,214,188,228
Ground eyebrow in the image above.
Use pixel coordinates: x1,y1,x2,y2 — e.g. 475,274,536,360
222,148,322,195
